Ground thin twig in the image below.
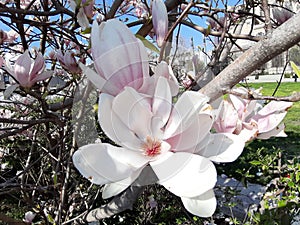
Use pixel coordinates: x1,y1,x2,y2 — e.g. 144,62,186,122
227,89,300,102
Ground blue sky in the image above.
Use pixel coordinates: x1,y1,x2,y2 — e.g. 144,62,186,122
0,0,243,53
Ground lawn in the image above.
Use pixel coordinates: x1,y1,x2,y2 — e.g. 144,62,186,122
215,82,300,224
220,82,300,183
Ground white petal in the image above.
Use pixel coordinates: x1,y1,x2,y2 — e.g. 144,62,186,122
164,91,209,138
166,113,213,153
152,0,168,47
213,100,238,133
152,77,172,128
98,93,143,149
91,19,149,95
102,182,129,199
181,189,217,217
196,133,245,163
32,70,53,83
253,101,292,133
257,123,287,139
80,63,107,91
153,62,179,96
150,152,217,198
112,87,153,140
72,143,148,185
101,167,144,199
77,8,90,30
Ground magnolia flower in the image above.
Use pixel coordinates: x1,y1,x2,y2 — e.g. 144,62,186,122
69,0,94,30
56,50,81,74
0,29,18,44
73,77,245,217
5,50,52,88
152,0,168,47
120,0,148,18
213,87,293,141
135,1,149,18
81,19,178,96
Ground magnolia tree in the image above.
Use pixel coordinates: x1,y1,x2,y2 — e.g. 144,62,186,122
0,0,300,224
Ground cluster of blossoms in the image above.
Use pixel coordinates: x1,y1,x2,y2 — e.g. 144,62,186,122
0,0,292,219
0,29,19,44
71,18,292,217
213,87,292,142
120,0,149,18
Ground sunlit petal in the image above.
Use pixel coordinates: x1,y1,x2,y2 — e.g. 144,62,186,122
112,87,153,140
166,113,213,153
181,189,217,217
150,152,217,198
98,93,143,149
164,91,209,138
72,143,148,185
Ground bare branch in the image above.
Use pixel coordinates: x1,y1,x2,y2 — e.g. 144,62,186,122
199,12,300,102
227,90,300,102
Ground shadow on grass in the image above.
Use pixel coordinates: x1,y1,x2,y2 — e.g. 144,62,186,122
217,131,300,185
248,131,300,158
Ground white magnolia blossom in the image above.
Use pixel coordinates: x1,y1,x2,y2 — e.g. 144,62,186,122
73,77,245,217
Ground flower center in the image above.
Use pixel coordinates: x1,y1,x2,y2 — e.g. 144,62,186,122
142,136,161,157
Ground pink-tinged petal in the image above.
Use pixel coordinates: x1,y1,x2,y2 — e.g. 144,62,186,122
77,8,90,30
98,93,143,149
72,143,148,185
257,123,287,139
83,0,94,18
56,49,64,62
152,77,172,130
150,152,217,198
166,113,213,153
256,101,292,116
213,100,238,133
237,121,259,142
252,101,292,133
31,71,53,83
164,91,209,138
112,87,153,140
181,189,217,217
229,89,248,118
80,63,107,91
196,133,245,163
30,52,45,79
152,0,168,47
91,19,149,95
14,50,32,85
138,76,156,96
94,41,149,95
152,62,179,96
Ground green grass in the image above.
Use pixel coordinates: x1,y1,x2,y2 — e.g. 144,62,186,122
244,82,300,133
220,82,300,184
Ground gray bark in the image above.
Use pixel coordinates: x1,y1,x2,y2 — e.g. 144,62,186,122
199,12,300,102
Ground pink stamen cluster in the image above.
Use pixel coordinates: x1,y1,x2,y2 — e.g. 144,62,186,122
142,136,161,157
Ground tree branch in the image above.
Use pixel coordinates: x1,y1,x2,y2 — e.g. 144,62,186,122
227,90,300,102
199,12,300,102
